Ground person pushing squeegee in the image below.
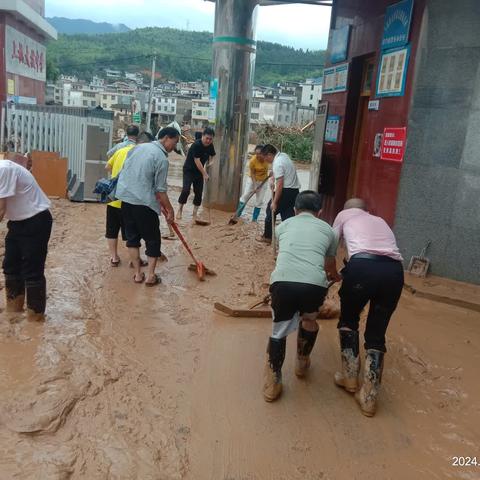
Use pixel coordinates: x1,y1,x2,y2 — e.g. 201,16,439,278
230,144,271,225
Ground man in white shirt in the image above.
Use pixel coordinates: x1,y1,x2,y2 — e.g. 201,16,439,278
0,160,53,321
256,144,301,243
331,198,404,417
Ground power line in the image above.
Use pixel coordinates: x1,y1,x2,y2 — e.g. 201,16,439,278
56,53,324,70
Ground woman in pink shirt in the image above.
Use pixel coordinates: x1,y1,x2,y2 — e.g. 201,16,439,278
331,198,404,417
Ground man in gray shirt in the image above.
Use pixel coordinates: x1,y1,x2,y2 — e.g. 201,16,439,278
116,127,178,286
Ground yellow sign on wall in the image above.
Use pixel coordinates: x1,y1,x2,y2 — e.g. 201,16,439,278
7,79,15,95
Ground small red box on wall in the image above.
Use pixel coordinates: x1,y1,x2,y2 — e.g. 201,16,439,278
381,127,407,162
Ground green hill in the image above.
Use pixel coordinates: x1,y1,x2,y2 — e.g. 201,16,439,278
47,27,325,85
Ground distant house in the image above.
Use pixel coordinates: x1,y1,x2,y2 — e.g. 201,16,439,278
300,78,322,109
191,98,210,130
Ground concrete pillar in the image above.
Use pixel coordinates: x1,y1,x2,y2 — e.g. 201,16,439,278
205,0,259,211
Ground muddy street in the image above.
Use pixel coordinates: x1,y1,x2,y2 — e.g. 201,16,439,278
0,192,479,479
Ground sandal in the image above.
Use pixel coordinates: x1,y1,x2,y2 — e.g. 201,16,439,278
110,258,121,267
133,272,145,284
145,274,161,287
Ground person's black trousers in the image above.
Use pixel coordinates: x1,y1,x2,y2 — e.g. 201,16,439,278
178,169,204,206
338,256,404,352
263,188,299,239
3,209,53,282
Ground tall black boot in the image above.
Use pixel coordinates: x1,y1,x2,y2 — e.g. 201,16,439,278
26,278,47,321
263,337,286,402
5,275,25,312
334,329,360,393
355,349,384,417
295,325,319,378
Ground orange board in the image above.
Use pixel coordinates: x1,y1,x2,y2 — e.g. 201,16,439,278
31,151,68,198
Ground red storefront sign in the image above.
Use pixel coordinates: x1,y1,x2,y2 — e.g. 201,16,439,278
380,127,407,162
5,25,46,82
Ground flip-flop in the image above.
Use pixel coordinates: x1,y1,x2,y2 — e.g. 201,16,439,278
145,274,161,287
110,258,121,267
133,272,145,284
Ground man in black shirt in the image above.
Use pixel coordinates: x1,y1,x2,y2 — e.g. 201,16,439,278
177,127,216,221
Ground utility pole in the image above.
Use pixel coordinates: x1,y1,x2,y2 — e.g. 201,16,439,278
145,55,156,133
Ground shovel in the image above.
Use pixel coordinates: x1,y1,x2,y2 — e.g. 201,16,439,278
408,240,431,277
228,176,270,225
171,222,207,281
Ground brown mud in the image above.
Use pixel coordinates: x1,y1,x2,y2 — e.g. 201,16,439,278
0,160,479,479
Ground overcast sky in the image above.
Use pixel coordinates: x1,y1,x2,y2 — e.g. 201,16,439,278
45,0,331,51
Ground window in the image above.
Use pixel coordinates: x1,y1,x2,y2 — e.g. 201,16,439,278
311,85,314,91
83,100,88,106
103,95,107,100
310,94,314,100
103,103,107,108
251,113,259,119
195,110,203,116
278,115,282,122
91,101,96,107
252,101,260,108
309,103,312,108
171,107,175,112
285,116,289,122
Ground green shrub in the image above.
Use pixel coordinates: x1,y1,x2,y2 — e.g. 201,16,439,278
256,125,313,163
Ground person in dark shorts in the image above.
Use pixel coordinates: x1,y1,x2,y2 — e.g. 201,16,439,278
105,131,154,267
177,127,215,222
0,160,53,321
332,198,404,417
256,144,301,244
263,190,339,402
116,128,178,286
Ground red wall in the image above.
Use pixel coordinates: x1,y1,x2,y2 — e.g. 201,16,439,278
322,0,425,226
0,12,47,104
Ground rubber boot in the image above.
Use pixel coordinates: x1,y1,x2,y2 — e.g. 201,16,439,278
26,278,47,321
236,201,246,218
355,349,384,417
252,207,261,222
5,275,25,312
263,337,286,402
334,330,360,392
295,325,318,378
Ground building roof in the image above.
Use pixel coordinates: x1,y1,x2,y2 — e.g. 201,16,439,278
0,0,57,40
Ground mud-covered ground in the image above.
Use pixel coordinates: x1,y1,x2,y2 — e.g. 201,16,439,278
0,162,479,479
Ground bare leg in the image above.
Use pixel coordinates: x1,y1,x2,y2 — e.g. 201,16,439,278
193,206,199,220
128,247,143,281
301,312,319,332
146,256,158,283
107,238,120,262
177,204,184,220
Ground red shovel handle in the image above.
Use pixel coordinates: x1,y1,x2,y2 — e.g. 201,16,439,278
171,222,198,264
